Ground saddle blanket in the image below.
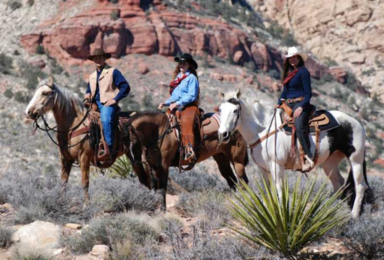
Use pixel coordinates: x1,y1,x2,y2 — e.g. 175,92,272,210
281,110,340,135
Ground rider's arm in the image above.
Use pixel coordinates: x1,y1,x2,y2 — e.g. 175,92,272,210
113,69,131,102
86,83,91,94
277,84,287,105
297,68,312,109
175,75,199,109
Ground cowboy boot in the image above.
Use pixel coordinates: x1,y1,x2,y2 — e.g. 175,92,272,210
184,146,196,161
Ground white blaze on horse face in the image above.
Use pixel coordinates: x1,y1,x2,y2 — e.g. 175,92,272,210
218,102,239,135
25,85,53,117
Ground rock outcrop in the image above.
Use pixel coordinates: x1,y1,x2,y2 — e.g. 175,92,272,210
251,0,384,99
20,0,281,73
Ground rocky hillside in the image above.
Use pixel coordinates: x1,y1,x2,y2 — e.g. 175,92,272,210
250,0,384,100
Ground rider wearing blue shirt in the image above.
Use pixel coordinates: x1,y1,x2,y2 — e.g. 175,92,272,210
276,47,314,172
159,53,200,161
85,49,130,160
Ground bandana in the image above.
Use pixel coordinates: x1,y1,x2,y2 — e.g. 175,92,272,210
283,69,299,85
169,74,189,95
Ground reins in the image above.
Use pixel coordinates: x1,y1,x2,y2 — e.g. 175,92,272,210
33,99,91,149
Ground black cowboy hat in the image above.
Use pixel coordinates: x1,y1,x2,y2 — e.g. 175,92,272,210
174,53,198,70
87,48,112,60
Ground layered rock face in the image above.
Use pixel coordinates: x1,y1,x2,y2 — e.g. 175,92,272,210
20,0,283,73
251,0,384,99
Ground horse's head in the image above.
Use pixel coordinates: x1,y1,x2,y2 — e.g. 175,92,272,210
25,76,56,120
217,89,242,144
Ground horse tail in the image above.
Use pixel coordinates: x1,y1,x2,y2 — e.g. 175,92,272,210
342,165,355,208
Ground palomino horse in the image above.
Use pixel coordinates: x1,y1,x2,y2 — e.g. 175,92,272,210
217,90,370,218
126,111,249,210
25,77,129,203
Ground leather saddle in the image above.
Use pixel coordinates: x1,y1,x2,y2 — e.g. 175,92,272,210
70,102,133,167
280,103,340,134
167,111,221,170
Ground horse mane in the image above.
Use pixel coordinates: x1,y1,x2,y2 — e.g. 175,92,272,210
37,79,85,115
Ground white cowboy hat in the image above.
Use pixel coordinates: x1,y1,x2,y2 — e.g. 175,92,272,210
285,46,308,61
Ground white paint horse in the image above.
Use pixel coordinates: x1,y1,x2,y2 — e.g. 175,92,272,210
218,90,370,218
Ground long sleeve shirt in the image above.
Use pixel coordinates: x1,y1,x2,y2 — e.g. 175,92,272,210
164,71,199,108
86,67,130,102
278,67,312,109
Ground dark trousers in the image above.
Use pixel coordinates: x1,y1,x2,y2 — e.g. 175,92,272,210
289,103,313,159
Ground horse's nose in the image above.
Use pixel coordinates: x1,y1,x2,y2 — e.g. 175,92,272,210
222,131,229,139
27,110,32,116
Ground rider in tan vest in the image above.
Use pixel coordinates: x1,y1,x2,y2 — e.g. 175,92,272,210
85,49,130,159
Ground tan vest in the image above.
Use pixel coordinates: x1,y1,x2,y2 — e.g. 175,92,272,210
89,66,119,103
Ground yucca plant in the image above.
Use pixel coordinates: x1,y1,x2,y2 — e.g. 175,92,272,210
228,176,349,259
108,154,133,179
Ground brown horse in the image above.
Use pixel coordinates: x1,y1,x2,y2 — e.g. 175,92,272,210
25,77,129,203
126,111,249,210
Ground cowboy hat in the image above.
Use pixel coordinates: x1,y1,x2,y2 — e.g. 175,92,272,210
285,46,308,61
174,53,198,70
87,48,112,60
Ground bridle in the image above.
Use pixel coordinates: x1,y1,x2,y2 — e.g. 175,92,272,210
32,84,91,149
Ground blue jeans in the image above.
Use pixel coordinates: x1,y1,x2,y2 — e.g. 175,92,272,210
97,101,118,151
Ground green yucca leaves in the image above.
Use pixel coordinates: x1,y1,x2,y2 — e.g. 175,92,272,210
108,154,133,179
228,176,349,259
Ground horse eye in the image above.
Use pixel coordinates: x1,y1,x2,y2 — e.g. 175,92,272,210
42,92,49,96
234,109,238,113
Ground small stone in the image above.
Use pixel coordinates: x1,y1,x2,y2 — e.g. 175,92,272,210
65,223,82,230
91,245,110,258
138,63,149,74
53,248,64,256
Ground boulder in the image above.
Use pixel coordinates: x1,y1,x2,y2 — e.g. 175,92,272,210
12,221,61,254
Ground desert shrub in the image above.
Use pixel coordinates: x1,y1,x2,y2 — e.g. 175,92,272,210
62,213,158,255
229,177,349,259
107,154,134,179
110,10,120,20
0,53,13,75
35,45,45,55
165,222,284,260
20,62,47,90
267,69,280,80
27,0,34,6
12,250,53,260
169,168,229,192
4,88,14,99
8,1,22,11
49,57,63,74
177,190,231,228
14,91,29,103
0,226,13,248
331,209,384,260
90,175,162,213
0,170,161,225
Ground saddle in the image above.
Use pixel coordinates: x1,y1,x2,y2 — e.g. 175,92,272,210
70,102,132,168
167,110,221,171
279,101,340,172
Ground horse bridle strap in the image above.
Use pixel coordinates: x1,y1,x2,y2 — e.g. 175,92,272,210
249,122,287,148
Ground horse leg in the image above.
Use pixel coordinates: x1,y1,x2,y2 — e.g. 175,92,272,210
231,148,249,185
258,166,270,184
213,153,238,190
80,153,91,207
349,156,369,218
60,157,73,198
125,150,151,189
155,164,169,212
321,151,345,192
269,162,284,199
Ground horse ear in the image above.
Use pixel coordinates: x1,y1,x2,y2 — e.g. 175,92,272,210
235,89,241,99
47,76,53,87
218,89,225,99
37,77,42,83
